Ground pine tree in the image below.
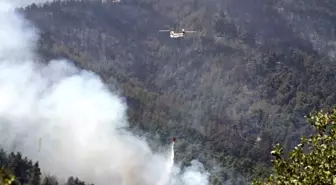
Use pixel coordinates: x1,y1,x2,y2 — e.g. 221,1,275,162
31,162,41,185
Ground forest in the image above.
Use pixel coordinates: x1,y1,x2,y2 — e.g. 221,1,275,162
1,0,336,184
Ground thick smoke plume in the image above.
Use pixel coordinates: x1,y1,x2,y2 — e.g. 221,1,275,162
0,1,210,185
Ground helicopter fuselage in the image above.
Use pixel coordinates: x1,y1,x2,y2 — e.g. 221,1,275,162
169,31,186,38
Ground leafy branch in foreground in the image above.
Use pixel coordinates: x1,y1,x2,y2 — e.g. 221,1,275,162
252,108,336,185
0,167,15,185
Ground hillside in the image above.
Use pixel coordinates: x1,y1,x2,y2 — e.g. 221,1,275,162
17,0,336,184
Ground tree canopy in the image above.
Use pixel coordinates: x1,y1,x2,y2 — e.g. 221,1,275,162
253,108,336,185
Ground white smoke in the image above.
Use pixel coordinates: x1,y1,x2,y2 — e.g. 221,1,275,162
0,1,210,185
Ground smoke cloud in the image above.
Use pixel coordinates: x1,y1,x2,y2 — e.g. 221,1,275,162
0,1,210,185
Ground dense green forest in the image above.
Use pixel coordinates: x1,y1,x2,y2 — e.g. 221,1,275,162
1,0,334,184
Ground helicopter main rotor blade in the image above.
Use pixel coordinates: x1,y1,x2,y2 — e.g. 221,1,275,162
159,30,171,32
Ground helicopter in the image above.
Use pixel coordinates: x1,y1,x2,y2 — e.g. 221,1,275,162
159,28,196,38
167,136,188,143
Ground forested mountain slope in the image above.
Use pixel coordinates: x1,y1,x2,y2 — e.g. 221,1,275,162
19,0,336,184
